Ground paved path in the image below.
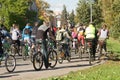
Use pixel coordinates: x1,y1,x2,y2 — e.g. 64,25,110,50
0,53,105,80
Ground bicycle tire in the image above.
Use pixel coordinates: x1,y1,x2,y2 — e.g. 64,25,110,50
10,45,16,56
48,50,57,68
79,46,83,59
22,46,27,61
33,52,43,71
5,55,16,72
57,52,64,64
88,49,92,65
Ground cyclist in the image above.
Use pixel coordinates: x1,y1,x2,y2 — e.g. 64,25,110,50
58,25,72,58
98,24,109,53
72,27,78,48
11,24,21,50
22,23,32,44
36,21,56,69
77,24,85,48
85,22,97,60
31,22,39,42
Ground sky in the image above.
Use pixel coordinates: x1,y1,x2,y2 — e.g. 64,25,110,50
45,0,79,13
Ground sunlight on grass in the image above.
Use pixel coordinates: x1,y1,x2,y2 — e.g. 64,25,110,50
107,38,120,54
43,61,120,80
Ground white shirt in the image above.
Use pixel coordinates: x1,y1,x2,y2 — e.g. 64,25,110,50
12,29,20,40
99,29,108,39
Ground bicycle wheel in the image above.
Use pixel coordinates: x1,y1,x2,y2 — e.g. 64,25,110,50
17,46,22,56
78,46,83,59
5,55,16,72
48,50,57,68
33,52,43,71
57,51,64,64
88,48,92,65
10,45,16,56
29,48,34,63
22,46,27,61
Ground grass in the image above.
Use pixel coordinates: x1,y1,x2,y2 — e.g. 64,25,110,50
41,38,120,80
43,61,120,80
107,38,120,54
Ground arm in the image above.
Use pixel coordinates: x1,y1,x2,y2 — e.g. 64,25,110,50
48,29,56,42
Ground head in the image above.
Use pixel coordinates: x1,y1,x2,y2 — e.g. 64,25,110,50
73,27,77,32
43,21,49,27
14,24,19,30
26,23,31,26
34,22,39,27
102,24,107,30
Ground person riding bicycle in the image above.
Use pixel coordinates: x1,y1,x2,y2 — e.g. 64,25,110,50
98,24,109,53
85,22,97,60
31,22,39,42
77,24,85,47
72,27,78,48
58,25,72,58
22,23,32,44
11,24,21,50
36,21,56,69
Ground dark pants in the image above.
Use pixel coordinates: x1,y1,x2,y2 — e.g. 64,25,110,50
85,38,97,59
0,47,3,57
41,39,49,68
62,44,70,57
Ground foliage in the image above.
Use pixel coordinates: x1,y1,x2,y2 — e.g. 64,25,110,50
35,0,50,21
76,0,90,25
111,0,120,38
61,5,68,26
0,0,37,30
76,0,102,27
68,10,75,27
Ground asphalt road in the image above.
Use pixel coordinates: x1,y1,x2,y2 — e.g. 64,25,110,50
0,51,105,80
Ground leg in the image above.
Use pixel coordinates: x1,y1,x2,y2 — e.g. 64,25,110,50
42,40,49,69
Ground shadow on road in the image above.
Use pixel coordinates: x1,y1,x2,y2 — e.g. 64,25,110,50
0,74,18,79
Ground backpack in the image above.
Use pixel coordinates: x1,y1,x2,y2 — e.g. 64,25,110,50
24,28,30,34
56,31,65,41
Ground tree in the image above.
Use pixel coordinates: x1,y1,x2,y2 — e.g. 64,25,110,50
111,0,120,39
76,0,102,26
76,0,90,25
68,10,75,27
61,5,68,26
35,0,50,21
0,0,37,30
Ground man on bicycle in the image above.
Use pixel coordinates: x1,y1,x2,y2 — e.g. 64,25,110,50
85,22,97,60
57,25,72,58
36,21,56,69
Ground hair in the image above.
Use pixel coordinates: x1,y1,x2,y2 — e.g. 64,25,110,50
103,24,107,28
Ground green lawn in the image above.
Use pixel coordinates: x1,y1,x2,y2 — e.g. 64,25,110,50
45,61,120,80
107,38,120,54
41,38,120,80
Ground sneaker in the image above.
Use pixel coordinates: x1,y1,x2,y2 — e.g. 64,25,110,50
45,63,51,69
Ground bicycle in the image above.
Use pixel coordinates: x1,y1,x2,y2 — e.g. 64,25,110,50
21,41,33,62
98,39,107,60
72,38,79,54
10,42,22,56
78,39,85,59
33,39,57,71
85,39,94,65
57,42,71,64
0,46,16,72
